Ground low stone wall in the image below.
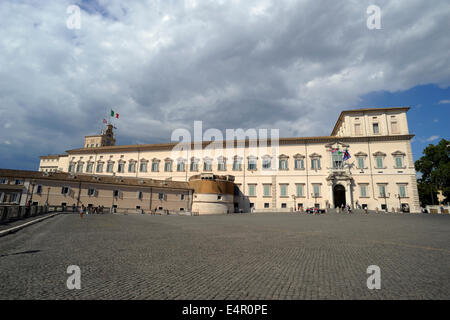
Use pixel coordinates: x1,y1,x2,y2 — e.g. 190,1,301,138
113,207,190,215
425,205,450,214
0,205,51,224
0,205,83,224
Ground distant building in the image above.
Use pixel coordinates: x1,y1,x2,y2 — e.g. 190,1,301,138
38,107,421,213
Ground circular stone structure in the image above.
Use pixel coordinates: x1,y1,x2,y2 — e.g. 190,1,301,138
189,174,235,215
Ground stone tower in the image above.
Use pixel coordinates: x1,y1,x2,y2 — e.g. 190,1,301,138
83,124,116,148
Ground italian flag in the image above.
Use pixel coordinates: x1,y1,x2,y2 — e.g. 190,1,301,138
110,110,119,119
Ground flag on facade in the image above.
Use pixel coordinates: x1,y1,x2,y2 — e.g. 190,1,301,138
343,150,351,161
110,110,119,119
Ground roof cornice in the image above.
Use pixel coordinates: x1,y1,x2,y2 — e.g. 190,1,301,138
64,134,414,155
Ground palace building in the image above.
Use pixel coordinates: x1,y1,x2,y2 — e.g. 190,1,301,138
38,107,421,213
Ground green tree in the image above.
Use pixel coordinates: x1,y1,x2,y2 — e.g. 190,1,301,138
415,139,450,206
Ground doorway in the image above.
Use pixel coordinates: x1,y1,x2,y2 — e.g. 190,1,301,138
333,184,346,208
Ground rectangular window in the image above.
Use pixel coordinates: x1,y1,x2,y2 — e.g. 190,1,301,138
190,161,198,172
68,163,75,173
395,157,403,168
140,162,148,172
378,185,387,197
181,194,185,200
280,184,287,197
311,159,320,169
203,161,212,171
248,184,256,197
164,162,172,172
281,203,287,208
262,158,271,170
373,123,379,134
355,123,361,135
399,185,407,198
232,159,242,171
294,159,304,170
15,179,23,185
86,163,93,173
360,185,367,197
128,162,136,173
88,188,96,196
0,178,8,184
177,161,185,172
118,163,125,173
332,154,344,169
61,186,69,195
36,185,43,194
391,121,399,134
279,159,288,170
264,203,270,208
76,163,83,173
106,163,114,173
263,184,271,197
138,191,143,199
158,193,165,200
113,190,120,197
296,184,304,197
96,163,103,173
218,160,226,171
248,159,257,170
313,184,320,197
10,193,19,203
152,162,160,172
376,157,383,169
357,157,365,169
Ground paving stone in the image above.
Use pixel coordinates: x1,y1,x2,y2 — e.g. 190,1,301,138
0,212,449,299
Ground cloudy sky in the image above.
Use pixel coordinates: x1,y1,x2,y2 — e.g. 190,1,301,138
0,0,449,170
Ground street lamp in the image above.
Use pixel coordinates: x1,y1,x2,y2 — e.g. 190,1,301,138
311,192,318,209
29,183,35,205
45,187,50,206
396,194,402,212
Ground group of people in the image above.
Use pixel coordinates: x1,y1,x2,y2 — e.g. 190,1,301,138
74,204,106,218
336,204,353,213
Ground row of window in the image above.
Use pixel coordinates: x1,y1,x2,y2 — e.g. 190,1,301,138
353,116,400,136
58,186,185,200
247,184,323,198
67,153,406,174
355,154,405,170
0,178,24,185
245,183,408,198
0,192,20,203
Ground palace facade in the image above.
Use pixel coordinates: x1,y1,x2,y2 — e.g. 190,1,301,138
38,107,421,213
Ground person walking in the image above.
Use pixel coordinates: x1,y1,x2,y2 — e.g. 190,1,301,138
79,204,84,218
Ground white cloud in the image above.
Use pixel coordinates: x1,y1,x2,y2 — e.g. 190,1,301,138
438,99,450,104
426,135,440,142
0,0,450,169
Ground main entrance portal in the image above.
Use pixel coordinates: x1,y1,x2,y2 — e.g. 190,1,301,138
333,184,346,208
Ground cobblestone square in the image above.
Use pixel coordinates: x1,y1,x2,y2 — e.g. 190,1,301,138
0,212,449,299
